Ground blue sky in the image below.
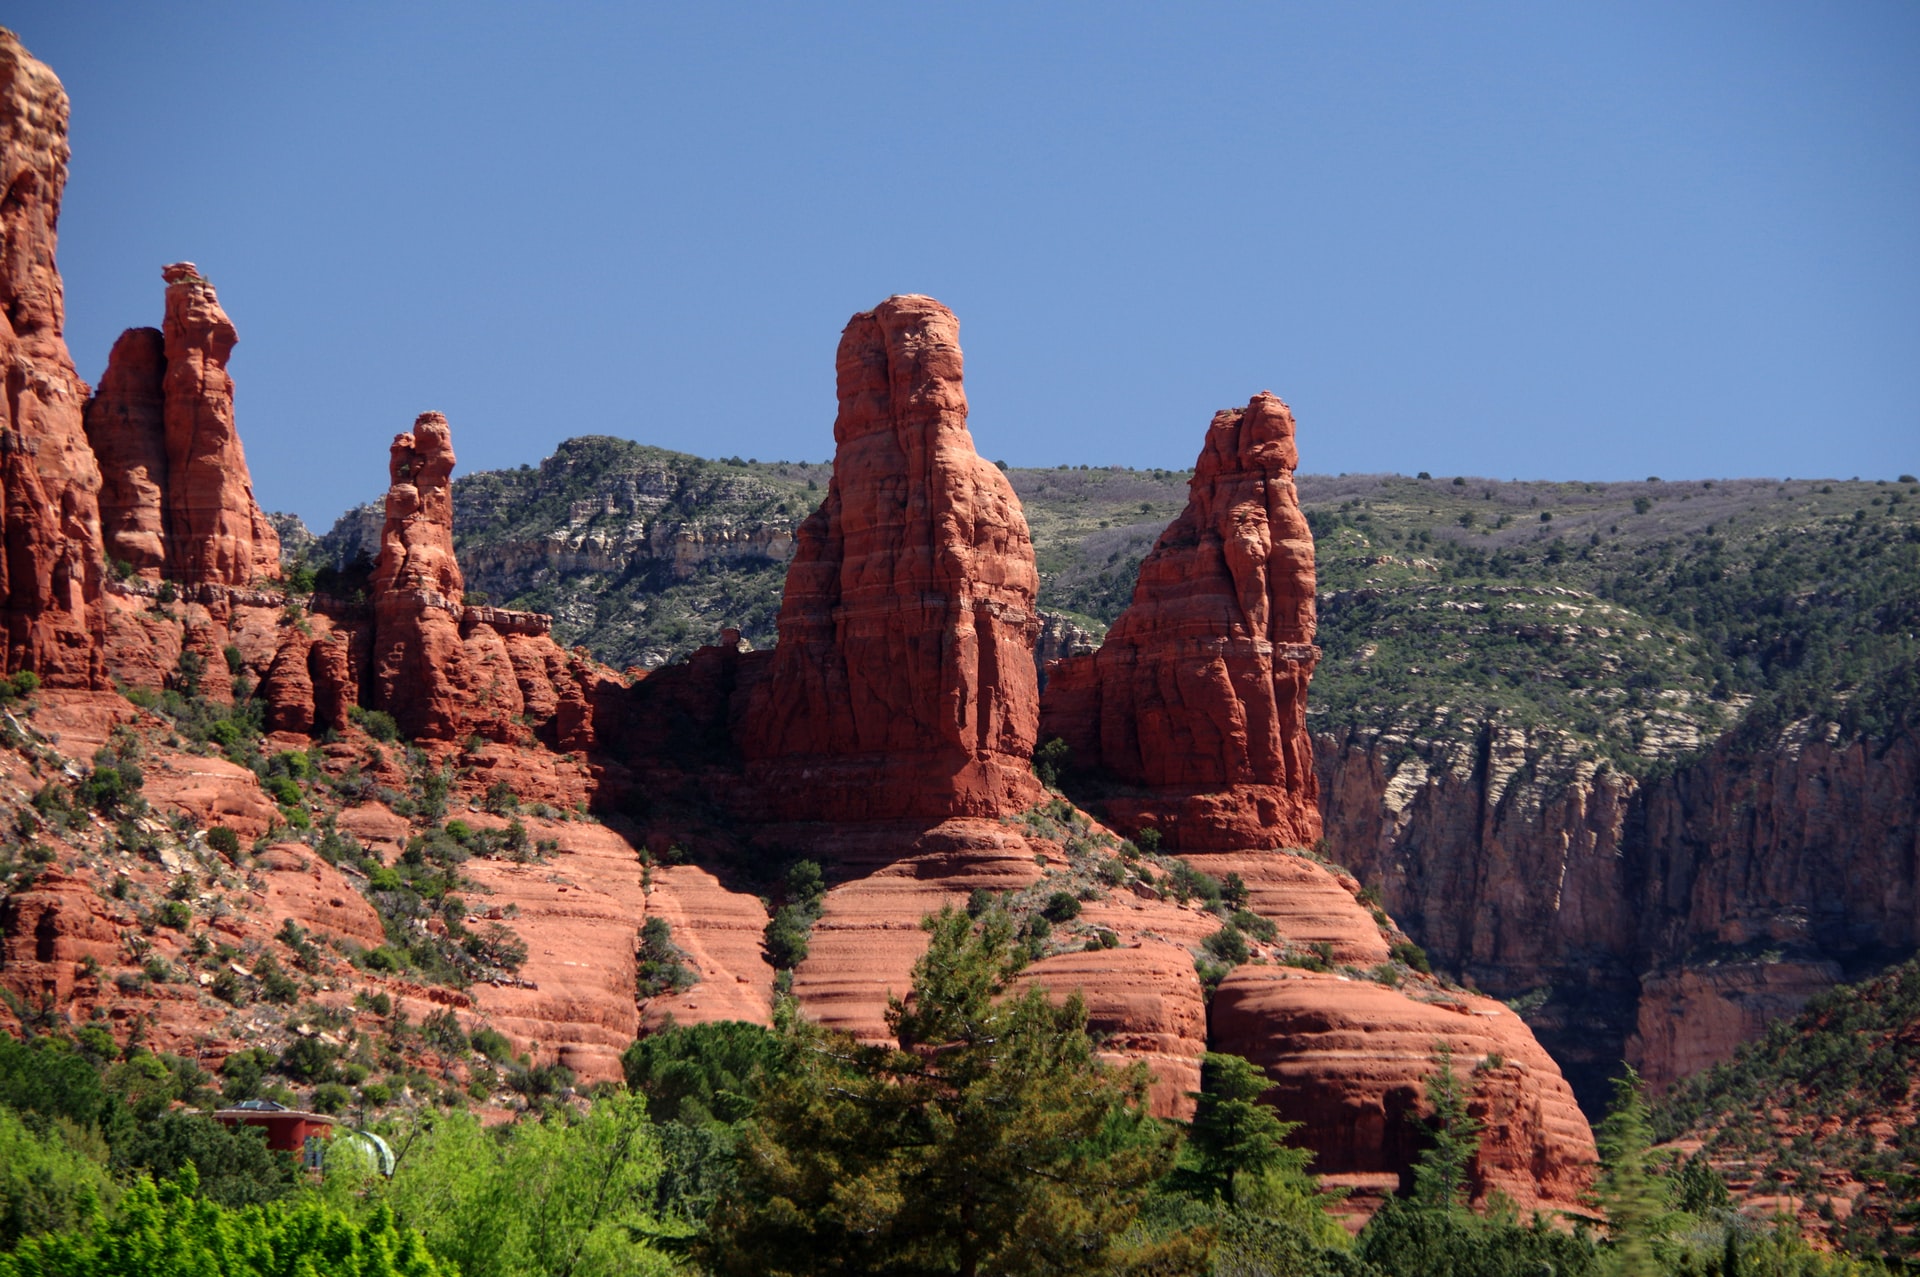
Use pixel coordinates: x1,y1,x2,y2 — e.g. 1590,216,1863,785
9,3,1917,528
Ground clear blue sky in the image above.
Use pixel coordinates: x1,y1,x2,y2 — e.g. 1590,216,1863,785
10,2,1917,528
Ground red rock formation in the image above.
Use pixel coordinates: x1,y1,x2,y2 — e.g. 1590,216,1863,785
365,414,497,740
0,30,105,688
84,327,168,575
742,296,1044,821
159,263,281,585
0,869,123,1004
1318,718,1920,1104
83,264,281,588
1210,967,1597,1216
1041,393,1320,851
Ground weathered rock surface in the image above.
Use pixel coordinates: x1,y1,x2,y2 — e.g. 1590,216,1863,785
1042,393,1320,851
0,868,123,1003
85,327,169,576
1317,719,1920,1104
84,264,281,588
742,296,1044,821
366,414,530,743
1016,942,1207,1119
0,31,105,688
1210,967,1597,1216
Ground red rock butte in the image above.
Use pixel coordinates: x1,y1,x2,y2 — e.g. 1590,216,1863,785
1041,392,1322,851
742,295,1045,822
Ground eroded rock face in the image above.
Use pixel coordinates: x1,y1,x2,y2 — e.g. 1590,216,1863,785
1042,393,1320,851
1318,719,1920,1104
0,30,105,688
742,296,1044,822
85,264,281,588
1210,968,1597,1216
85,327,168,575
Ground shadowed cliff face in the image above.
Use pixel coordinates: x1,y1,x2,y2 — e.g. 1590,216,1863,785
1317,719,1920,1107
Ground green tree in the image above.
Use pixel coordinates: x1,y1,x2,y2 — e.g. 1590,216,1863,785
0,1107,116,1250
0,1166,449,1277
1594,1067,1674,1276
700,905,1191,1277
1183,1053,1308,1207
621,1019,780,1125
1410,1043,1482,1213
377,1092,674,1277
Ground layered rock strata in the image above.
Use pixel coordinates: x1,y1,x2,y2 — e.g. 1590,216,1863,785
741,295,1044,821
1210,968,1597,1217
1042,392,1320,851
1318,719,1920,1099
85,264,282,587
0,30,105,687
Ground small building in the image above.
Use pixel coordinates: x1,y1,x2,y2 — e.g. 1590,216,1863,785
211,1099,338,1154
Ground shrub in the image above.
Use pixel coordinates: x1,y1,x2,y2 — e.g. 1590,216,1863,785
349,705,400,742
1042,891,1082,923
1202,925,1250,966
154,900,192,931
1390,940,1432,974
205,825,241,856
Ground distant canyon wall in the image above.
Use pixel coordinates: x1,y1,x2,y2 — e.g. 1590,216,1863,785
1316,717,1920,1106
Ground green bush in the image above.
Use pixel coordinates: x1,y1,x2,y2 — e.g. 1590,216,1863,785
0,1169,450,1276
205,826,241,857
1390,940,1432,974
349,705,400,743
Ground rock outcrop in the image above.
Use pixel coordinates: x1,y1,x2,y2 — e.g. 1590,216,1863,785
366,414,512,741
1042,393,1320,851
0,30,105,688
742,295,1044,821
1211,968,1597,1216
84,264,282,588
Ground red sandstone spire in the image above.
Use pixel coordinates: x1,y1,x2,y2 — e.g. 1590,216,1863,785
742,295,1044,820
1041,391,1322,851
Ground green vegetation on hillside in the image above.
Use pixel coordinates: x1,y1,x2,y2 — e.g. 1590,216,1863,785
1653,956,1920,1262
6,919,1904,1274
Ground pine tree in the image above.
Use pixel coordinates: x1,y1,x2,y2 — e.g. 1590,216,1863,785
1185,1052,1311,1207
699,905,1193,1277
1410,1042,1482,1213
1594,1066,1674,1277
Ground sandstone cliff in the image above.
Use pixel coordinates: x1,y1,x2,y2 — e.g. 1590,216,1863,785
1042,392,1321,852
1317,717,1920,1103
0,29,104,688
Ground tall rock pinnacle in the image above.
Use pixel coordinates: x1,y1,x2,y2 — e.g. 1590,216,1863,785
1042,392,1322,850
84,264,281,586
742,295,1045,820
0,29,104,686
